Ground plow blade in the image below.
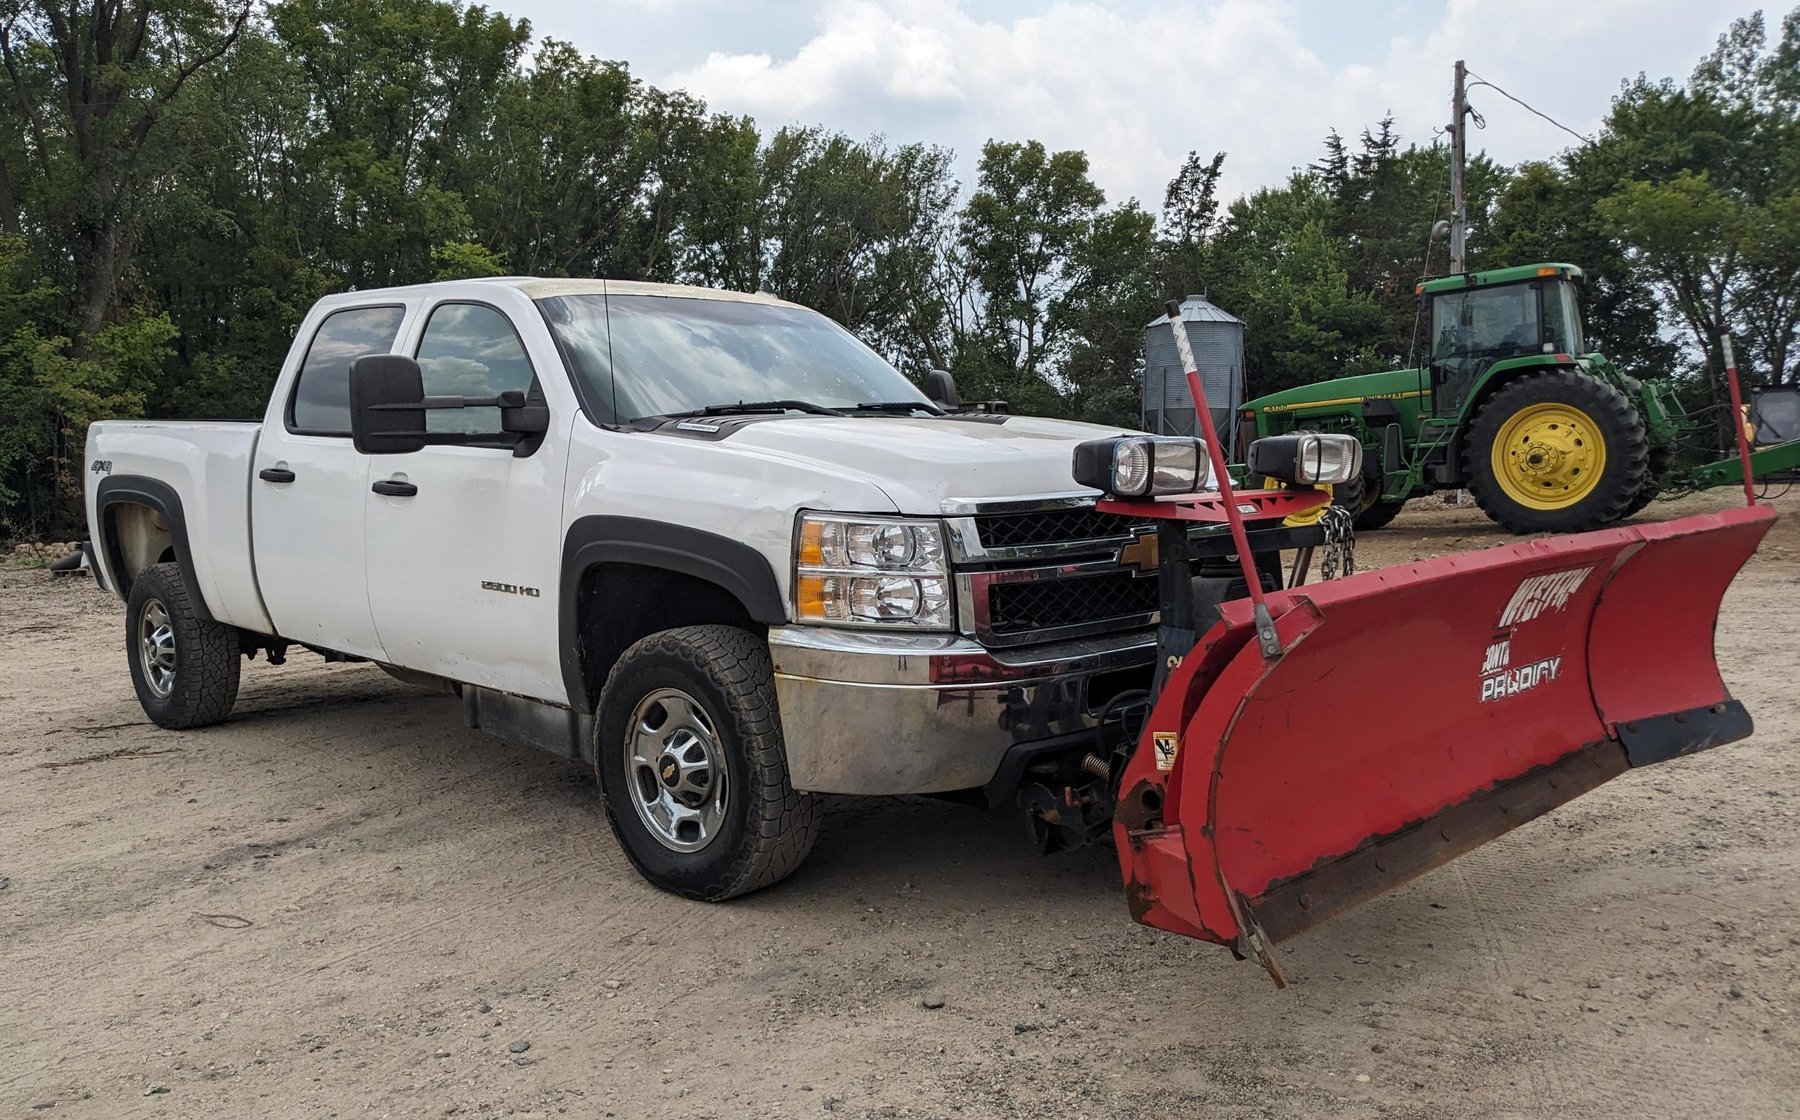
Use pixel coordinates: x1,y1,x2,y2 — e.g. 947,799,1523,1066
1115,505,1774,982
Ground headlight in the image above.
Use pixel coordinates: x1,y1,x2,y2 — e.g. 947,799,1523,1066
1247,433,1363,486
1070,435,1215,497
794,514,952,629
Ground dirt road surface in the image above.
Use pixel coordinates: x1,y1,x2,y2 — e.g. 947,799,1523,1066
3,489,1797,1119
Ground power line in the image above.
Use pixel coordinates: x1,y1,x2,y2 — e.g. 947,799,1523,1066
1465,69,1592,146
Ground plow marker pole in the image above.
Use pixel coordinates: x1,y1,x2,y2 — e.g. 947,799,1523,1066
1722,336,1758,506
1164,302,1282,659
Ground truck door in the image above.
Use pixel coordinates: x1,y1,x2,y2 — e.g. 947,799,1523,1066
252,304,407,658
361,300,567,700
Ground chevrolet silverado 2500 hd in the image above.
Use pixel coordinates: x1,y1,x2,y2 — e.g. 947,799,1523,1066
86,277,1335,900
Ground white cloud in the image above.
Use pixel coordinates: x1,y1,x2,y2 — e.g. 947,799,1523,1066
655,0,1732,211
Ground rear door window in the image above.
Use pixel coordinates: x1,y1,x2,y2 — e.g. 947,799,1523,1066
290,305,407,434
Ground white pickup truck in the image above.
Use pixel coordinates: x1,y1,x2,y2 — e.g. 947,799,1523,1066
86,278,1329,900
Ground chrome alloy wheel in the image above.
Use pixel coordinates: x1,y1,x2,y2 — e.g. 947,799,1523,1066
138,598,177,698
624,687,728,852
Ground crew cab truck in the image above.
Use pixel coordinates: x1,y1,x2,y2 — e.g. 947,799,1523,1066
86,280,1775,985
85,278,1346,901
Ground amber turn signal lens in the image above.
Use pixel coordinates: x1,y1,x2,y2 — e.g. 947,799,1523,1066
797,519,825,567
795,573,828,619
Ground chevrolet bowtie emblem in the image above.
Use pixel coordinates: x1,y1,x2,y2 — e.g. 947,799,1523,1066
661,762,677,781
1119,530,1159,573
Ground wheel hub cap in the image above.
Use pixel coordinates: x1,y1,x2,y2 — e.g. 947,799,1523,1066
138,599,176,699
624,688,727,853
1490,402,1607,510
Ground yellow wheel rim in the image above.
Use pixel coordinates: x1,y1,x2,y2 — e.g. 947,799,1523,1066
1259,476,1332,526
1490,402,1607,510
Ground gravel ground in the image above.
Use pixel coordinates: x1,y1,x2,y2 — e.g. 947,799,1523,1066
1,488,1796,1119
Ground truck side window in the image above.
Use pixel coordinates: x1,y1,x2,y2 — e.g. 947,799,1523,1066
415,303,538,434
290,305,406,434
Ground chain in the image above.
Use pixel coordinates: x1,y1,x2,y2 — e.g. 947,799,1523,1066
1319,505,1356,580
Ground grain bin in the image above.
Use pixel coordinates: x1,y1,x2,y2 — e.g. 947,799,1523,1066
1143,295,1245,453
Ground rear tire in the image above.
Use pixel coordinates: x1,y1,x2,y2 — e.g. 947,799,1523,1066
125,562,241,729
594,625,818,901
1465,372,1648,534
1623,444,1674,518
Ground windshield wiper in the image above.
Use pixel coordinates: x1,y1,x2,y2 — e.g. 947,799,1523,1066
664,399,849,419
852,401,946,416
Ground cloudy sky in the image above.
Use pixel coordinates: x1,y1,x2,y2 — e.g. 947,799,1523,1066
502,0,1739,209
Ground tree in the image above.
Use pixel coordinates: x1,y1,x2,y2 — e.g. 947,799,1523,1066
465,41,652,278
269,0,530,288
0,0,252,334
1,0,1792,538
1059,202,1158,426
1156,149,1225,307
1206,175,1384,397
1582,12,1800,387
955,140,1106,409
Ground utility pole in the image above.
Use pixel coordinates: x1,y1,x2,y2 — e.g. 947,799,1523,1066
1448,59,1468,275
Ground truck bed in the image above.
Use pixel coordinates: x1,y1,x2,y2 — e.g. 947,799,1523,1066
84,420,272,633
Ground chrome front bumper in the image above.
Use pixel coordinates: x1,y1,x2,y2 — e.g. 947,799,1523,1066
768,626,1156,795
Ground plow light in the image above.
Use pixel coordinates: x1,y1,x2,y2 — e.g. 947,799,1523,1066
1071,435,1215,498
1248,433,1363,486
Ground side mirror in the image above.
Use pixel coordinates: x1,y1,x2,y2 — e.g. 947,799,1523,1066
350,355,551,456
500,384,551,439
924,369,961,409
349,354,428,455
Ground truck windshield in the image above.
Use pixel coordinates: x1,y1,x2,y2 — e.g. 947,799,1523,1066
537,293,931,423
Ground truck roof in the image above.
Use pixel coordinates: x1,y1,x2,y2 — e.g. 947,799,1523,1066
1416,263,1584,295
312,277,801,310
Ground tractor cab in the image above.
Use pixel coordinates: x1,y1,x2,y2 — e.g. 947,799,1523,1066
1424,264,1585,416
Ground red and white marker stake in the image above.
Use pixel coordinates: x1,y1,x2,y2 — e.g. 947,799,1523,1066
1720,336,1757,507
1165,302,1283,659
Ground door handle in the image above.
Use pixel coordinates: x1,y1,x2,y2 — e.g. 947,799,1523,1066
371,479,418,498
258,467,296,484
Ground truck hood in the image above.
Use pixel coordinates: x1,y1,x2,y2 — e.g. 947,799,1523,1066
719,414,1134,513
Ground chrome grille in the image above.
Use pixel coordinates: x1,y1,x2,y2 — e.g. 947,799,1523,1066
987,570,1158,637
946,495,1169,647
973,508,1146,551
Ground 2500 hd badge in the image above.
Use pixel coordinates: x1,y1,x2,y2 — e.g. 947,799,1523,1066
481,580,540,598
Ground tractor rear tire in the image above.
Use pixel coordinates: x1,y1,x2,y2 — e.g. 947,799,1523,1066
1623,444,1674,518
1465,371,1648,535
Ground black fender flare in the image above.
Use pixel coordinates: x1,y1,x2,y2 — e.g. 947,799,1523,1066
93,475,217,621
559,515,787,709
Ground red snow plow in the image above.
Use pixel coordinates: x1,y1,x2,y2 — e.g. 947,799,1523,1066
1086,308,1775,985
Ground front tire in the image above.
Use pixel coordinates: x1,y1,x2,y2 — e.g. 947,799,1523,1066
1335,474,1407,531
594,625,819,901
125,562,241,729
1465,371,1648,534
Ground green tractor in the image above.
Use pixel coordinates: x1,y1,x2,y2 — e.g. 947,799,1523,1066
1238,262,1799,534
